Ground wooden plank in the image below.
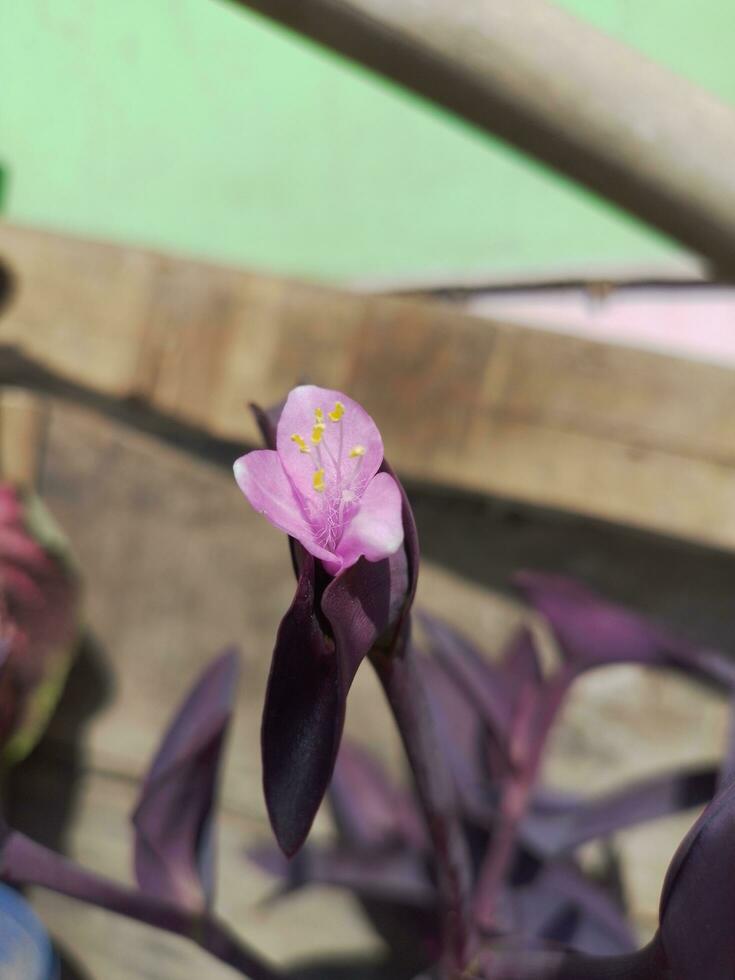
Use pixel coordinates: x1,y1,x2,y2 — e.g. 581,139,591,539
0,388,48,487
3,223,735,550
229,0,735,274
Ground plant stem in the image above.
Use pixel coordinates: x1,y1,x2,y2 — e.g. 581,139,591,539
371,638,474,978
1,831,283,980
474,674,571,932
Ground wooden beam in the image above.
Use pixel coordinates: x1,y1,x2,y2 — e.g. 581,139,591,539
2,221,735,549
227,0,735,274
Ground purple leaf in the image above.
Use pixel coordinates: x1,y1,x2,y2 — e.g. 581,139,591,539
523,767,717,857
262,554,343,857
474,940,665,980
514,571,735,686
330,740,427,851
659,778,735,978
248,842,435,907
501,628,543,690
511,860,637,956
382,458,420,613
250,400,282,449
0,829,281,980
132,647,239,910
1,830,187,933
419,654,492,821
418,611,515,746
322,550,409,692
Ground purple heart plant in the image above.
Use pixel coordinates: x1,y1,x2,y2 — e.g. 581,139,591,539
4,386,735,980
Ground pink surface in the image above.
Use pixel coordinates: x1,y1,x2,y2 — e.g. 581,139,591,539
468,285,735,365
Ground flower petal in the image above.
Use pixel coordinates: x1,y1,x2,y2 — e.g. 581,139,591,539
276,385,384,502
335,472,403,568
233,449,335,565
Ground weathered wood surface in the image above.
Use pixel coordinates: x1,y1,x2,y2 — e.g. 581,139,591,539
0,387,48,487
5,398,734,977
229,0,735,273
3,223,735,553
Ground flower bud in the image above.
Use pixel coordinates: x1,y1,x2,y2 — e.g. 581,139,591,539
235,386,418,855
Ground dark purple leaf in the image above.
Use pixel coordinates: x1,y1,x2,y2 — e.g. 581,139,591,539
523,766,717,857
321,549,409,693
248,842,435,907
511,861,637,956
659,777,735,978
330,740,427,851
262,554,343,857
319,463,416,688
419,653,493,821
501,628,543,690
418,611,514,745
250,401,283,450
1,830,186,933
131,647,239,910
262,541,410,858
514,571,735,686
382,459,420,613
0,830,281,980
475,939,665,980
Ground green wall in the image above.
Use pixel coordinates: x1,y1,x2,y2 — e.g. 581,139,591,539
2,1,734,282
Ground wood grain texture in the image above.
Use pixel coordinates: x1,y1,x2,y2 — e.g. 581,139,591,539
2,223,735,550
0,388,48,487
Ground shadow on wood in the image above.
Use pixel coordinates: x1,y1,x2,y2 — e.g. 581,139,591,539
5,633,114,854
412,481,735,653
288,957,416,979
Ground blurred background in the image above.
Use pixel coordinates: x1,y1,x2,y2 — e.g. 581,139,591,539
2,0,735,284
2,1,735,978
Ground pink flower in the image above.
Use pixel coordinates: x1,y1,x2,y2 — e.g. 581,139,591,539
234,385,404,575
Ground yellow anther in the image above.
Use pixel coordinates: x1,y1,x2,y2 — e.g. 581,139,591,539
349,445,366,458
313,468,325,492
328,401,345,422
311,424,325,445
291,433,310,454
314,408,324,422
